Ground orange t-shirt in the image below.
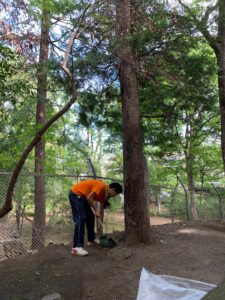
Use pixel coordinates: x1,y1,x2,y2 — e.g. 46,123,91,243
71,179,107,203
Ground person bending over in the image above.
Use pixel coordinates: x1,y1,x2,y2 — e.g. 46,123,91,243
69,179,123,256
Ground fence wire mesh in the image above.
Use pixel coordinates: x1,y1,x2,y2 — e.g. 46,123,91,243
149,183,225,222
149,185,188,220
0,172,74,261
0,172,224,261
0,173,123,261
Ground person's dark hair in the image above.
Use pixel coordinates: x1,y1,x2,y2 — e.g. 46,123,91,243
109,182,123,194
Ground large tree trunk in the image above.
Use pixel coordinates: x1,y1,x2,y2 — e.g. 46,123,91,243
216,51,225,172
216,0,225,172
116,0,151,245
31,7,49,249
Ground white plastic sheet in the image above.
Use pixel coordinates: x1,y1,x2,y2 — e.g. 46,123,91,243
136,268,216,300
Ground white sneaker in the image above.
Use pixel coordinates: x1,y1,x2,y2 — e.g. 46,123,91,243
71,247,88,256
87,238,100,247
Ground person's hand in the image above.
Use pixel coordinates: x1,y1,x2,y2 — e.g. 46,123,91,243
90,206,101,218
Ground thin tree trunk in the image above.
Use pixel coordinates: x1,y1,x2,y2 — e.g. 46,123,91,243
32,7,49,249
199,174,204,219
116,0,151,245
186,155,198,221
86,158,97,178
185,124,198,221
143,156,151,209
0,27,80,218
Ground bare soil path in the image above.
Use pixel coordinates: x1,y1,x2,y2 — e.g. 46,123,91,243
0,220,225,300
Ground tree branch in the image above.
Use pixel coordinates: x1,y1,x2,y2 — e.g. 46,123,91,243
141,113,183,120
178,0,219,53
0,26,81,218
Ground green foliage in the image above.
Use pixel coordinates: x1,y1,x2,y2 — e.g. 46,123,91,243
77,90,122,138
28,0,79,17
140,35,219,186
107,196,123,213
0,45,35,107
193,144,223,184
47,214,71,230
0,0,223,208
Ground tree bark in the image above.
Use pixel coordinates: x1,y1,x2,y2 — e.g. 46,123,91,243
185,155,198,221
185,125,198,221
213,0,225,171
116,0,151,245
143,156,151,208
31,7,49,249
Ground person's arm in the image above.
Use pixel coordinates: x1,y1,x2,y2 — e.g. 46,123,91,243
86,191,101,218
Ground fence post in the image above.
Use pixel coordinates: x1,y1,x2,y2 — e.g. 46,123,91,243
211,183,224,220
177,176,190,222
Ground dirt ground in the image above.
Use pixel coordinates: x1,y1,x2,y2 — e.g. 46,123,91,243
1,217,225,300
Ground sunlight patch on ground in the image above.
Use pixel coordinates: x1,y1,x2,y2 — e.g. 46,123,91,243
178,228,210,236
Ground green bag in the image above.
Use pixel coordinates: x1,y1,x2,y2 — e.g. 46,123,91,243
99,234,117,248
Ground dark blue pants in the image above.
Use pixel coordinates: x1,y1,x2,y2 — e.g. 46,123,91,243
69,191,95,247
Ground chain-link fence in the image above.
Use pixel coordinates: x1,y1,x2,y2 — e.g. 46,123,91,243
149,184,188,221
0,172,224,261
0,172,124,261
149,180,225,222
